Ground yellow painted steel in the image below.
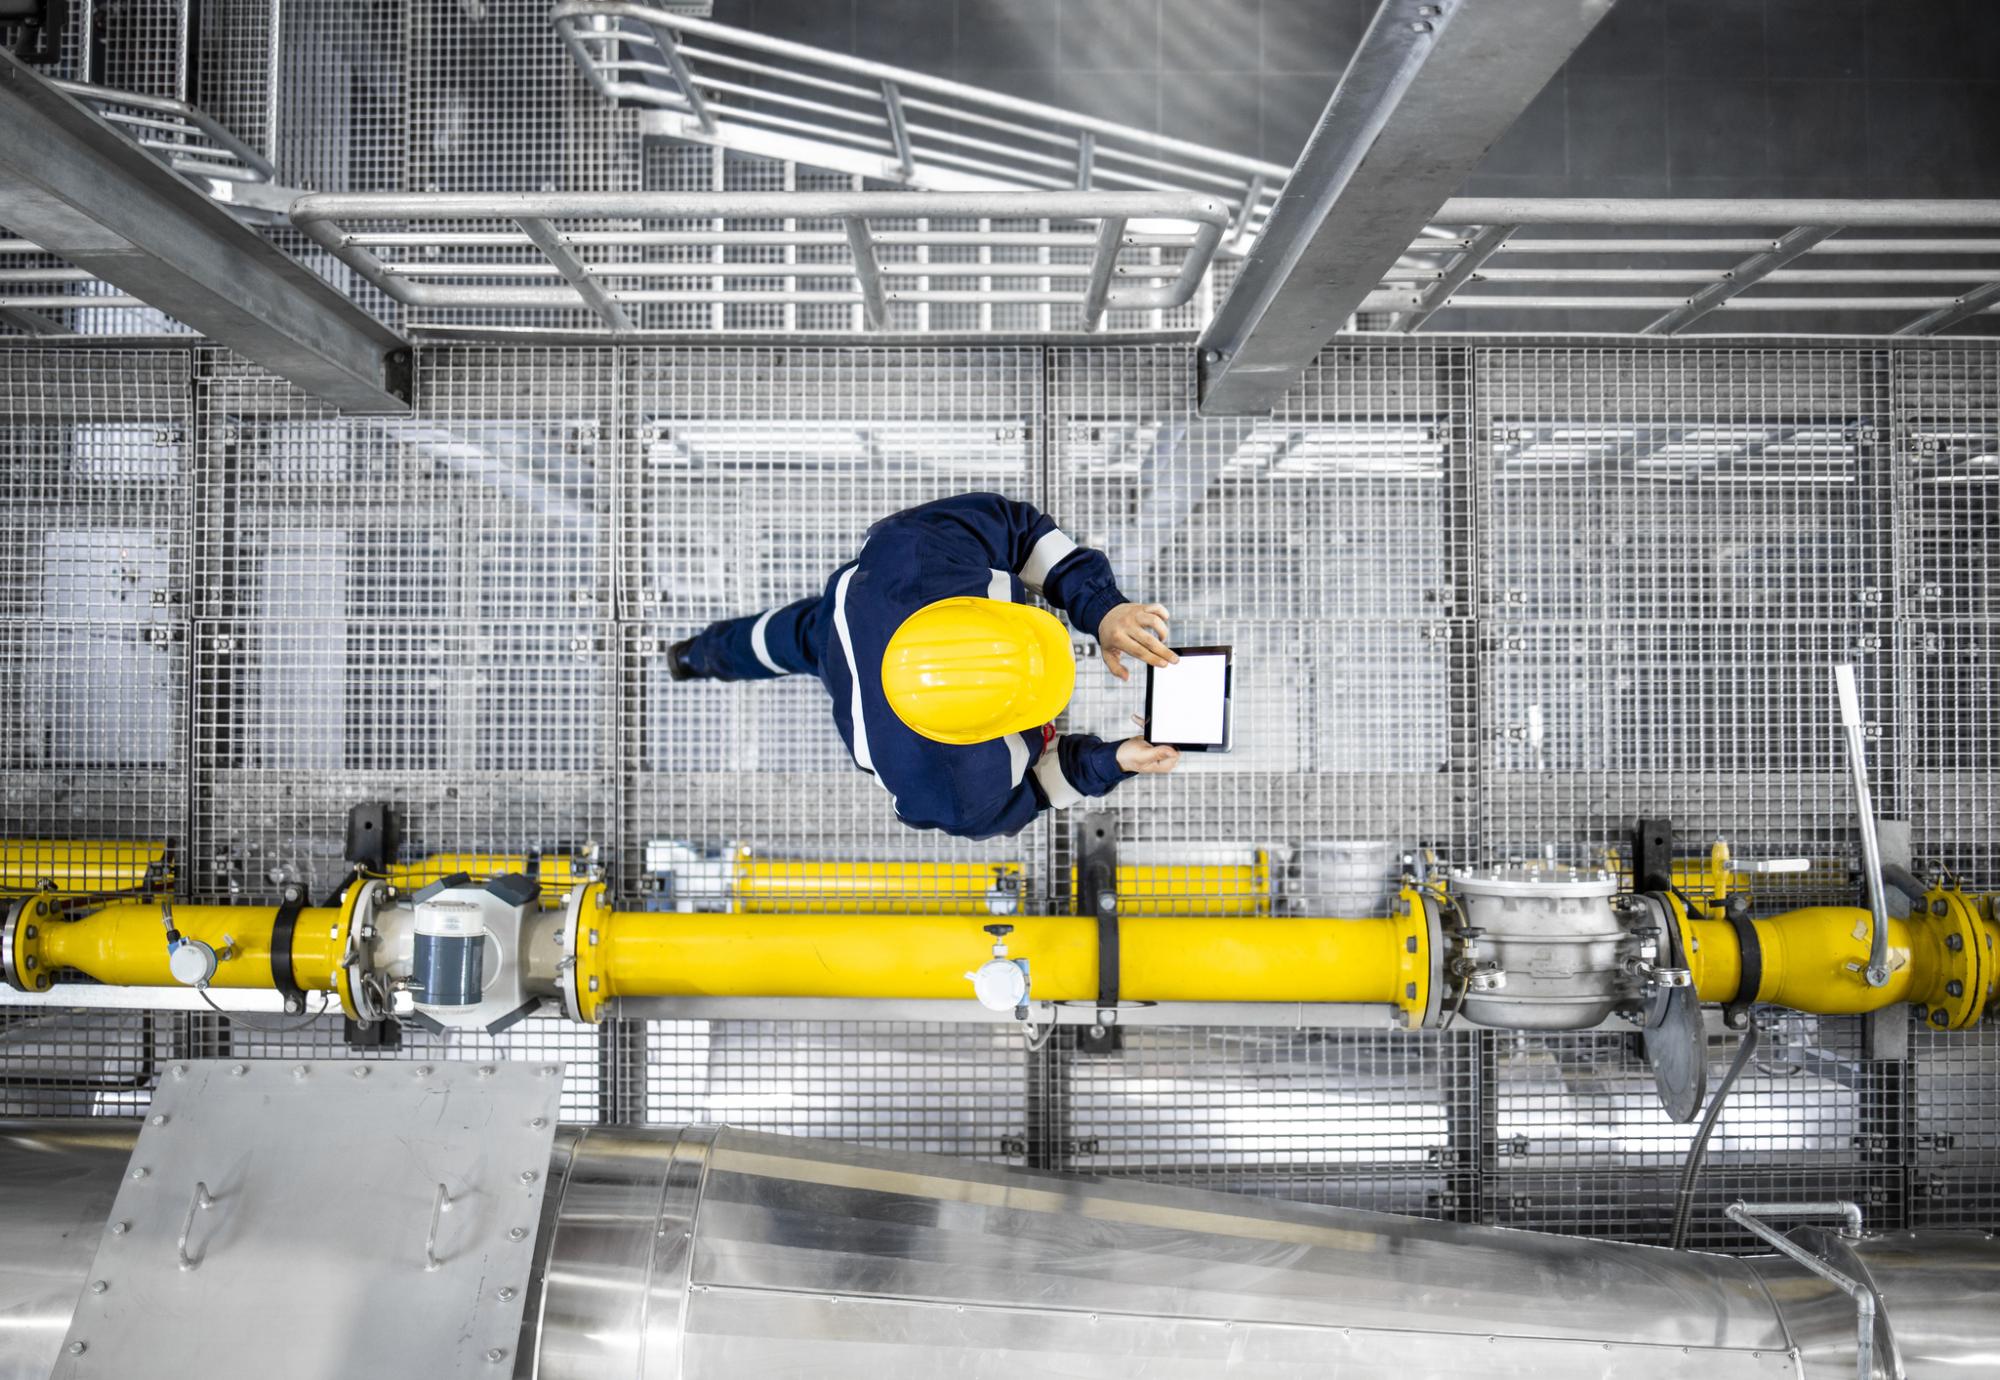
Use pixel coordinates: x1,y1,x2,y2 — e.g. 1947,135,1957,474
1684,887,2000,1028
18,900,344,992
0,839,169,894
383,853,585,903
1066,856,1272,918
733,857,1026,916
577,899,1426,1023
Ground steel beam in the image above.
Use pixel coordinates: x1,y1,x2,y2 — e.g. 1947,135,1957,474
1197,0,1616,415
0,51,410,414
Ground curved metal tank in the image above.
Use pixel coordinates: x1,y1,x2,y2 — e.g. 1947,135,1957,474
1,1121,1995,1379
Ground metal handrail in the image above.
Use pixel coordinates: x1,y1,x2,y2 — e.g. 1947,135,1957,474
290,189,1230,334
1372,198,2000,336
50,80,278,186
553,2,1287,251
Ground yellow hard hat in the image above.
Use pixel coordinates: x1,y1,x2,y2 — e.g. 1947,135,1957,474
881,597,1076,745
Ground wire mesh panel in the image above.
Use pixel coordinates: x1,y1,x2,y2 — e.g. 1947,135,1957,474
637,1020,1029,1162
1,337,1999,1256
0,349,189,854
1475,347,1894,898
189,347,615,899
0,1010,604,1120
1489,1013,1907,1248
1049,344,1475,916
1068,1027,1475,1217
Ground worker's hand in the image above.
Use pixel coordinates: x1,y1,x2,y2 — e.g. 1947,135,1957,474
1098,602,1176,681
1117,736,1181,775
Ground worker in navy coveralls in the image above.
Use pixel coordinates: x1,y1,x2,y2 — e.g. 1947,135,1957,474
670,492,1181,840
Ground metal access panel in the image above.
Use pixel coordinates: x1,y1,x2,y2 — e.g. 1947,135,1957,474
53,1058,564,1379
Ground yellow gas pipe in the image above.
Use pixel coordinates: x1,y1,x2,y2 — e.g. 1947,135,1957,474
10,874,1996,1033
565,892,1426,1023
4,894,345,994
0,839,170,895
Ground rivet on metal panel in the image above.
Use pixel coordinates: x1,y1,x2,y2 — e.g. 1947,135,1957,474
67,1341,84,1356
508,1227,527,1242
89,1280,107,1294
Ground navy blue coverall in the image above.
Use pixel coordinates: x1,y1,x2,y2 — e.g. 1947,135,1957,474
680,493,1136,840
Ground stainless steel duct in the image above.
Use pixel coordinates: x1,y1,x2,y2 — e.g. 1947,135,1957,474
1,1121,1995,1379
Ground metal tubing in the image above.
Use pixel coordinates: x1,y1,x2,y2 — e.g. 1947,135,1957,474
1726,1202,1881,1380
1439,197,2000,226
1642,224,1840,334
1391,221,1516,333
556,3,1288,180
1835,665,1893,987
516,217,633,330
289,190,1228,331
841,215,887,327
1895,278,2000,335
880,79,913,179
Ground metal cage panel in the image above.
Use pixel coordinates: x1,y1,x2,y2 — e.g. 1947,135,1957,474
2,336,1998,1257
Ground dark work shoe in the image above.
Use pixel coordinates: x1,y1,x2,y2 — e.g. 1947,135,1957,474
667,639,699,682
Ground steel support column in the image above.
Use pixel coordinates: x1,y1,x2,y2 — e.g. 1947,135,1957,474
0,51,411,414
1197,0,1616,415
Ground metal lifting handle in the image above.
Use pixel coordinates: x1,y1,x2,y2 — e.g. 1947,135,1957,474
1726,1201,1889,1380
176,1181,213,1270
1834,665,1892,988
424,1183,451,1271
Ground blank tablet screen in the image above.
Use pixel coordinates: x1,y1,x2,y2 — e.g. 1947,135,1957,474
1147,650,1231,748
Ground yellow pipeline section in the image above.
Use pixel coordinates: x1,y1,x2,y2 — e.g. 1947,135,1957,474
0,839,170,895
1683,888,2000,1029
569,897,1430,1023
6,895,344,994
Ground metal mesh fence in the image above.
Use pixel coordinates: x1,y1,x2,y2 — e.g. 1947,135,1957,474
1,337,1998,1253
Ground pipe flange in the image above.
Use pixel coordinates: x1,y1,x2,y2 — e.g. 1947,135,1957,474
1389,886,1437,1029
331,879,385,1022
1416,891,1446,1029
1,896,32,992
1923,888,1984,1030
560,881,609,1024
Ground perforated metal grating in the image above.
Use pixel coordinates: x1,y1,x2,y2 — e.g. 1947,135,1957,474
2,336,1999,1254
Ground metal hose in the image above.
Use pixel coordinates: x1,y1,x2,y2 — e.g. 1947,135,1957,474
1670,1017,1762,1251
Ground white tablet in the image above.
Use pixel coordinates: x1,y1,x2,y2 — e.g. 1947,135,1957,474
1143,645,1233,752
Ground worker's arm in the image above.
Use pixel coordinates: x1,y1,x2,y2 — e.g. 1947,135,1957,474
889,494,1175,675
904,734,1178,841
